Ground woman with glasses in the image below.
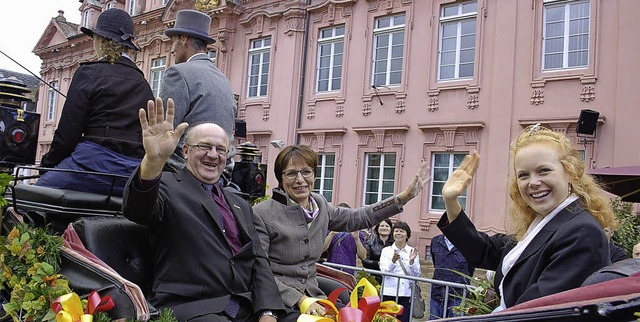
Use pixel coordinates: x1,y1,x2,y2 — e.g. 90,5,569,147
252,145,429,321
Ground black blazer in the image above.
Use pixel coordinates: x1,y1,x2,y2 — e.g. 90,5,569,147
41,57,153,167
438,200,610,308
122,168,284,320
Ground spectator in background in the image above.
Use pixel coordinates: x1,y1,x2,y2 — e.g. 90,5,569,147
379,221,421,322
160,9,236,172
321,203,368,275
429,234,475,319
633,242,640,259
604,228,628,263
37,8,153,196
363,219,394,280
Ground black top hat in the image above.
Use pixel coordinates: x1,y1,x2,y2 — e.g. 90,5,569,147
81,8,139,51
165,10,216,44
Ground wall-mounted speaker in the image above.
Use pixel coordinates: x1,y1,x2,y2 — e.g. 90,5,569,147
576,109,599,136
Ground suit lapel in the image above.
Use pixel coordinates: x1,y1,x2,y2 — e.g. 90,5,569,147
177,169,225,232
512,200,583,267
221,188,251,239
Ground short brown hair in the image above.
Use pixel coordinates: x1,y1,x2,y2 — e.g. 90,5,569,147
393,221,411,239
273,145,317,188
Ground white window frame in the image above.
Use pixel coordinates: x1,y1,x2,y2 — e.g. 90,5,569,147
437,1,477,81
430,152,468,212
82,9,90,28
246,37,271,98
362,153,396,205
314,153,336,203
47,81,58,121
128,0,137,16
542,0,590,71
371,14,405,87
316,25,345,93
150,57,166,98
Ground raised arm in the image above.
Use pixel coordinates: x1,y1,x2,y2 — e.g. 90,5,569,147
394,160,430,206
441,150,480,223
138,97,189,179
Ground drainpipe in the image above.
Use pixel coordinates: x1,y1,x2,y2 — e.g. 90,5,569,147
295,0,312,144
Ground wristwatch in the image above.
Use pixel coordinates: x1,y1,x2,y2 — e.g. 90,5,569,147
260,310,278,320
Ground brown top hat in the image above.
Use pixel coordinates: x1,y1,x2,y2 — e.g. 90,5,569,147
81,8,139,51
165,10,216,44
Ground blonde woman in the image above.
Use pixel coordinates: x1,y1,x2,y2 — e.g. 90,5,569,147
438,124,615,311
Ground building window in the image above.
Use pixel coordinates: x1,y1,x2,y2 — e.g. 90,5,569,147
542,0,590,70
82,10,90,28
128,0,137,16
163,0,170,5
430,153,468,212
371,14,405,87
105,2,113,10
438,1,477,81
150,57,166,98
314,153,335,203
316,25,344,93
247,37,271,98
363,153,396,205
208,49,217,65
47,81,58,121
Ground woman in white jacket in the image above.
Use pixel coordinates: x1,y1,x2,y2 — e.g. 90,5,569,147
379,221,421,322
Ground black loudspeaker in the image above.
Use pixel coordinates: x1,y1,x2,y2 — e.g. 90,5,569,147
0,105,40,167
576,109,599,135
231,161,267,202
234,119,246,138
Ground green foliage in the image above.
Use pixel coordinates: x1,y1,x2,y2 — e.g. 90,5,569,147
250,184,271,206
1,224,72,322
355,271,381,296
0,172,13,207
610,198,640,257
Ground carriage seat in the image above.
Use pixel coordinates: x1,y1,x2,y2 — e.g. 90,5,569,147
7,184,122,214
71,216,153,296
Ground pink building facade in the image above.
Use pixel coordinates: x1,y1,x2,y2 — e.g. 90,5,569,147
34,0,640,254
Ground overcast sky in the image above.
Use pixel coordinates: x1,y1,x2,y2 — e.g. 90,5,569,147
0,0,82,76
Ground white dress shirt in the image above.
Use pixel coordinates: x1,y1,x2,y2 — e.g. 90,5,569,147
379,243,421,297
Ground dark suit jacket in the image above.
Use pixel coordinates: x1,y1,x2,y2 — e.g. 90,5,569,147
41,56,153,167
122,168,284,320
438,200,610,308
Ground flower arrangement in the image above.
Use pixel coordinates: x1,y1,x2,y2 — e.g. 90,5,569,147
1,223,72,321
451,271,500,316
297,278,402,322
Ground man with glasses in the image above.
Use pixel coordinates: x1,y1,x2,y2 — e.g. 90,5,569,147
123,98,284,321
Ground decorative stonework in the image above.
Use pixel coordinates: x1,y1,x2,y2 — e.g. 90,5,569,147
362,102,371,116
335,105,344,118
262,105,269,121
195,0,220,12
467,94,479,110
238,106,246,120
427,97,438,112
580,85,595,102
395,99,405,114
531,88,544,105
307,105,315,119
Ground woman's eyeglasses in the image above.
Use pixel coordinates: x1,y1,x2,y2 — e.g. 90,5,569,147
283,168,314,179
187,144,228,155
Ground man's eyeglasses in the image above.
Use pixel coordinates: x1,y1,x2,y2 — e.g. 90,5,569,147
283,168,314,179
187,144,228,155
